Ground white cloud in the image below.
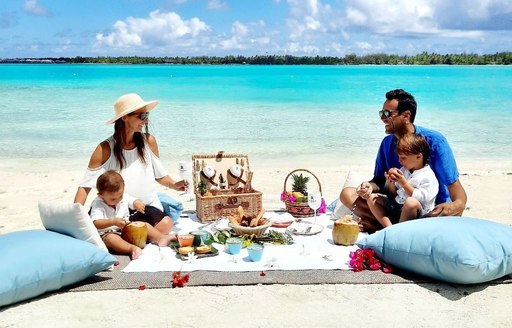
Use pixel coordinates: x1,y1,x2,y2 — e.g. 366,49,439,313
95,10,210,50
286,0,332,42
219,20,270,51
279,0,506,56
436,0,512,30
344,0,436,34
330,42,344,53
345,7,366,25
284,41,319,54
54,39,72,53
24,0,51,17
208,0,228,10
344,0,512,36
355,41,386,52
355,41,372,50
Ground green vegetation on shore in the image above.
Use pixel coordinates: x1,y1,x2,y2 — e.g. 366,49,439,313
2,52,511,65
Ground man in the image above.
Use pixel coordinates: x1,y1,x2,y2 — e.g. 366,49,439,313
339,89,467,233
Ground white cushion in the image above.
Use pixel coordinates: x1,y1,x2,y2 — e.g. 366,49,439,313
331,171,367,219
38,201,107,251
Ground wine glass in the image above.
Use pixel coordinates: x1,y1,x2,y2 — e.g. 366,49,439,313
178,161,194,201
308,191,322,224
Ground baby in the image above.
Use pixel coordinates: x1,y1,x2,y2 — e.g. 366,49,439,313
89,170,176,259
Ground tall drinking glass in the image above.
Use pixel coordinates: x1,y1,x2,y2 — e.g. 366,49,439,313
307,191,322,224
178,161,194,201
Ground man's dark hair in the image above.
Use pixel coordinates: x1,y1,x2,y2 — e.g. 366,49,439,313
385,89,417,123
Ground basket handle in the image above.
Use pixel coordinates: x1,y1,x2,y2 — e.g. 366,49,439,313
282,168,322,195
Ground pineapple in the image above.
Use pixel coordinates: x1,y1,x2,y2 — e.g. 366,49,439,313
291,173,309,197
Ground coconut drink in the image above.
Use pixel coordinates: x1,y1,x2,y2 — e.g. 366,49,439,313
121,221,148,249
332,215,359,246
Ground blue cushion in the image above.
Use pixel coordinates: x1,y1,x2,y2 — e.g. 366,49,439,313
0,230,117,307
158,192,183,222
327,199,337,212
356,217,512,284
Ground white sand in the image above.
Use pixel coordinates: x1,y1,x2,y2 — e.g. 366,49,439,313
1,160,512,327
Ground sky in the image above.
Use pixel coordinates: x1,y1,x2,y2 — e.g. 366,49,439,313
1,0,511,58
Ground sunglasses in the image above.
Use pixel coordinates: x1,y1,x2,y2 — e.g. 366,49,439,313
378,109,399,119
128,112,150,120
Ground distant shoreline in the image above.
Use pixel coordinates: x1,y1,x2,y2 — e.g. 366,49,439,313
1,52,511,65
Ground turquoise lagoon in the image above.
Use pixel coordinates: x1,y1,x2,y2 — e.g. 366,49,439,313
1,64,511,169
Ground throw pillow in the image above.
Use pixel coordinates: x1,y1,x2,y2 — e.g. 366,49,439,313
330,171,367,219
38,201,107,251
158,192,183,222
0,230,116,307
357,217,512,284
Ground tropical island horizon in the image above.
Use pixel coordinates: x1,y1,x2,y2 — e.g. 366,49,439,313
1,51,511,65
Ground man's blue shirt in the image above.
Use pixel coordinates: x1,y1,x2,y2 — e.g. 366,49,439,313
372,125,459,204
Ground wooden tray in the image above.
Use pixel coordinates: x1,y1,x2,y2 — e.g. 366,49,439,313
169,241,219,261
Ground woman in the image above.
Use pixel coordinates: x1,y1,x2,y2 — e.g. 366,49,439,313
74,93,187,234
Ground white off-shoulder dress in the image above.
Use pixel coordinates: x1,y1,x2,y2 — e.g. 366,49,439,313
78,136,168,211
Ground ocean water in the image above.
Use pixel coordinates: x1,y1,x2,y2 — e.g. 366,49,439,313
1,64,511,170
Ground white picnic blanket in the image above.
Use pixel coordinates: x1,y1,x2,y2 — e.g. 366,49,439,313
122,212,366,273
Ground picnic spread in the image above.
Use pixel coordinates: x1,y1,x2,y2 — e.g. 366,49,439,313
121,152,363,273
122,212,365,273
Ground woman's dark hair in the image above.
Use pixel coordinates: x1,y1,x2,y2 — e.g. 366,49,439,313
113,119,147,170
396,134,431,166
386,89,417,123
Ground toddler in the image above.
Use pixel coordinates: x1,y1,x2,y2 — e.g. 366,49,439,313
90,170,176,259
365,134,439,228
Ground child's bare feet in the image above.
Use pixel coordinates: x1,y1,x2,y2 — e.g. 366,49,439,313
157,233,176,247
130,245,142,260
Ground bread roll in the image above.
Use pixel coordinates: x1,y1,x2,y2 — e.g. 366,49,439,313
195,245,212,254
178,246,194,255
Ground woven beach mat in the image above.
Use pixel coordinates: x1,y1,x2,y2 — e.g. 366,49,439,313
65,255,512,292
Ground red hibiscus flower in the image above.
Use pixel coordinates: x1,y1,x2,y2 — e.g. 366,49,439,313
172,271,190,288
349,248,391,273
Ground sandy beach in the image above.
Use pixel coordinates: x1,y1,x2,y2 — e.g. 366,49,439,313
1,160,512,327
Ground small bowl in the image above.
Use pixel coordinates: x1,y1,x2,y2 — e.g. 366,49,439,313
178,234,194,247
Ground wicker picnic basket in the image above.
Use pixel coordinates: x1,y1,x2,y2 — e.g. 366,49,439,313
282,168,322,218
193,152,262,223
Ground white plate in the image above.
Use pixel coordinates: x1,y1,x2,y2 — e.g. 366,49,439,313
286,223,324,235
210,218,231,231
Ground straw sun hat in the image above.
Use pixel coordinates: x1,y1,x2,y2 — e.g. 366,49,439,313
106,93,159,124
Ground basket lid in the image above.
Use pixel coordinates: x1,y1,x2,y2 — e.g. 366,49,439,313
192,152,251,192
